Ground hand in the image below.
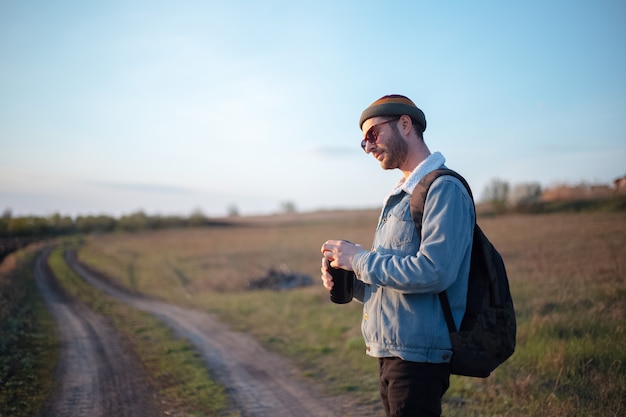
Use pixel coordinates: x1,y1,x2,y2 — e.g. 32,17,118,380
320,239,364,270
320,257,333,291
320,240,363,291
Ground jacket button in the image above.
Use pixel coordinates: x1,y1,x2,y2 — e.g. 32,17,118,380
442,354,450,360
363,313,369,320
366,346,371,351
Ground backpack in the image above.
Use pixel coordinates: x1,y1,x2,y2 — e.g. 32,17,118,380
410,168,516,378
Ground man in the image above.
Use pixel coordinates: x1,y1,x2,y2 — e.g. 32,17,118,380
320,94,475,417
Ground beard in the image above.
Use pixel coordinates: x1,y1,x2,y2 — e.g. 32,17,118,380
380,128,408,170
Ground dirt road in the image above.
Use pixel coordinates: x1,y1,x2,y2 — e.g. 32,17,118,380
34,249,159,417
62,250,379,417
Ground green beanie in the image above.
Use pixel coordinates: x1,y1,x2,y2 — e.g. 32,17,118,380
359,94,426,133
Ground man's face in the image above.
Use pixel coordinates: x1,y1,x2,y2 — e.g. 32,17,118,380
361,117,408,170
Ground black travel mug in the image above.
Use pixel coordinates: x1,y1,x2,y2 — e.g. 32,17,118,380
327,259,354,304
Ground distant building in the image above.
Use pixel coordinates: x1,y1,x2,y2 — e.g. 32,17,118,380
614,175,626,193
540,174,626,202
542,183,613,201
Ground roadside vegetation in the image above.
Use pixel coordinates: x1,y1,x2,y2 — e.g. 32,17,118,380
0,247,58,417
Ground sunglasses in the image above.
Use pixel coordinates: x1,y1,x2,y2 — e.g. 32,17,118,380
361,117,400,150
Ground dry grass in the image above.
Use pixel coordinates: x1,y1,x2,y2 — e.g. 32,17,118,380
77,210,626,417
78,210,379,296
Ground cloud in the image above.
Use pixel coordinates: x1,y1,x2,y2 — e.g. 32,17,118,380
91,181,192,194
310,146,357,157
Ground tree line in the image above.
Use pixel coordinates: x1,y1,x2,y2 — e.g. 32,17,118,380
2,180,624,238
481,179,542,214
0,209,232,238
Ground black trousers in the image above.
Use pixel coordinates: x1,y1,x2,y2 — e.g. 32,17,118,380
378,357,451,417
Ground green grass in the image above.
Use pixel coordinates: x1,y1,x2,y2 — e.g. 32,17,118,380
76,211,626,417
45,243,238,417
0,248,58,417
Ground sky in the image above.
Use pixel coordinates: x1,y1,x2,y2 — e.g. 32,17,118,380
1,0,625,218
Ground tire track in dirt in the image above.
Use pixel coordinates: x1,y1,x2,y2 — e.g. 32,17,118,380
65,250,380,417
34,248,159,417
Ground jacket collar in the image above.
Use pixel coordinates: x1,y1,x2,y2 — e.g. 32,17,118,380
389,151,446,197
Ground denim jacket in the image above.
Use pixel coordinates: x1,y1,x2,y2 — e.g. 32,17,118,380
351,161,474,363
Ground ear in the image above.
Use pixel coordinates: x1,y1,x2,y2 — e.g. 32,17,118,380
399,115,413,135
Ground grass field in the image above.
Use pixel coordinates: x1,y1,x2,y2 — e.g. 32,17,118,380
2,210,624,416
73,210,626,416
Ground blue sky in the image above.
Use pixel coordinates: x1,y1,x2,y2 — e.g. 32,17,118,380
1,1,625,217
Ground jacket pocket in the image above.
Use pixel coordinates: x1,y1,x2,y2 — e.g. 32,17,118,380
381,210,415,247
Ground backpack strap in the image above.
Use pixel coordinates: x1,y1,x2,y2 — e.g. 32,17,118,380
409,168,476,334
438,292,457,333
410,168,475,237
